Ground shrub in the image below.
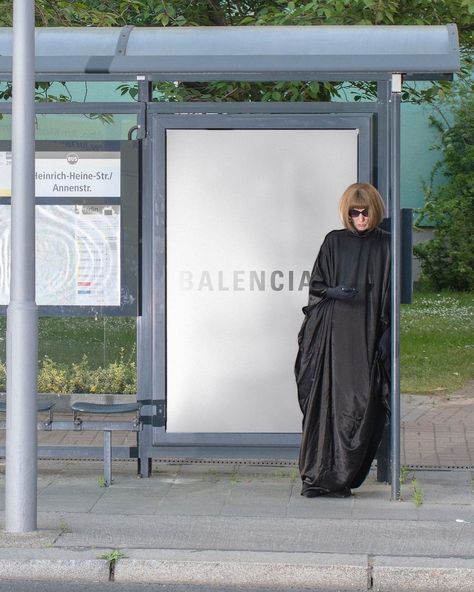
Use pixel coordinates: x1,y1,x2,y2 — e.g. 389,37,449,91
38,355,68,393
0,362,5,391
0,352,137,394
414,90,474,291
88,349,137,394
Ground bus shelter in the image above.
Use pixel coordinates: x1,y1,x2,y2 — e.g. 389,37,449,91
0,25,460,503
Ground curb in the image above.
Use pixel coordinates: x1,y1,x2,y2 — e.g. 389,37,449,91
114,553,474,591
373,566,474,592
0,559,109,583
1,550,473,590
115,551,367,589
372,556,474,592
116,559,367,589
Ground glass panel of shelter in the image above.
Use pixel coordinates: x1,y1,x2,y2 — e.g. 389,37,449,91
0,112,138,410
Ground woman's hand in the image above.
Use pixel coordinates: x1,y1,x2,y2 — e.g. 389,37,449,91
325,286,358,300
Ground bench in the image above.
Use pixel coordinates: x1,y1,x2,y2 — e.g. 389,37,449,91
0,400,142,487
0,400,56,427
70,401,141,486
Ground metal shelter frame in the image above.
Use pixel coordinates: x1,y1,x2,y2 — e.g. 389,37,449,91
0,25,460,79
0,25,460,508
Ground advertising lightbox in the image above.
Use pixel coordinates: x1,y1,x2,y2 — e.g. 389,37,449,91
166,129,358,433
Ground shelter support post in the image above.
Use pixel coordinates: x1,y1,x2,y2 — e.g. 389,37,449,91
376,80,391,483
5,0,38,532
389,73,402,501
103,431,112,486
136,75,153,478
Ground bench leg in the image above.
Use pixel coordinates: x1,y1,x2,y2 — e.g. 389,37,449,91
103,430,112,487
138,456,152,478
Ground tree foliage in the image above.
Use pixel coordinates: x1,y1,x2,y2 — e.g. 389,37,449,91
0,0,472,103
414,87,474,291
0,0,471,37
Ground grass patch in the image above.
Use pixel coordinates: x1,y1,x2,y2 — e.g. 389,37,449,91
0,292,472,396
99,549,127,562
0,316,136,369
401,291,474,394
411,479,424,507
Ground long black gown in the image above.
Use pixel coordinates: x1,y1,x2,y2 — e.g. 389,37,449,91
295,227,390,495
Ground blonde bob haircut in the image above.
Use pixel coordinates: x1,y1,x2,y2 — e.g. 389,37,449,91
339,182,385,232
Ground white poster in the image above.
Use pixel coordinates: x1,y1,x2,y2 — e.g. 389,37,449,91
0,151,11,197
166,129,359,433
0,204,121,306
0,151,120,197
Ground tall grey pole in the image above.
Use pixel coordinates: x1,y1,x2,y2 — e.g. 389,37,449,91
375,80,392,484
389,73,402,501
5,0,38,532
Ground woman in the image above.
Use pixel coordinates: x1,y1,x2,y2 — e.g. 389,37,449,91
295,182,390,498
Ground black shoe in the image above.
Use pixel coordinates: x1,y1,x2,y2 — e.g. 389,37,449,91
325,487,352,498
301,488,325,498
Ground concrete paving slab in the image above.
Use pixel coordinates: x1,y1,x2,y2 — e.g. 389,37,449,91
410,483,472,505
120,548,367,564
0,530,59,548
154,500,229,517
414,504,474,522
37,483,104,513
154,480,232,516
91,487,166,516
225,479,292,495
0,475,58,510
0,548,102,559
286,491,355,519
41,510,474,557
399,470,473,506
350,500,420,521
353,487,392,501
352,498,474,522
221,480,292,517
362,520,474,557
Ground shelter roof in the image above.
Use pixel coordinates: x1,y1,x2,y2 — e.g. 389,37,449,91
0,25,460,81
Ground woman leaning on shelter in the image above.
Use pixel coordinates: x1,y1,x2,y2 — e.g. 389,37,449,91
295,182,391,498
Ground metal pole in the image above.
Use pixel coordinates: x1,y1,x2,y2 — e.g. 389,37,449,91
389,73,402,501
137,76,153,479
375,80,392,484
5,0,38,532
103,431,112,487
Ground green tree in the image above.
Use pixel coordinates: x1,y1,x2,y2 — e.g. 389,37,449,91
0,0,471,37
414,87,474,291
0,0,472,103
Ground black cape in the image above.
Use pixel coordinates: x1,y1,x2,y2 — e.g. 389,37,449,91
295,227,390,494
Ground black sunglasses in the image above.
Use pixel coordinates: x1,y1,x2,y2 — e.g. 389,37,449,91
349,208,369,218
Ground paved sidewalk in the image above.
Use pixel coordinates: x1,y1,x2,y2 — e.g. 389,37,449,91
401,393,474,468
0,391,473,590
0,459,473,590
3,392,472,467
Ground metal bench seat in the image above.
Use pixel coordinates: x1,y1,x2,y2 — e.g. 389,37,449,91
0,399,142,487
70,402,140,414
0,400,55,413
70,400,142,486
